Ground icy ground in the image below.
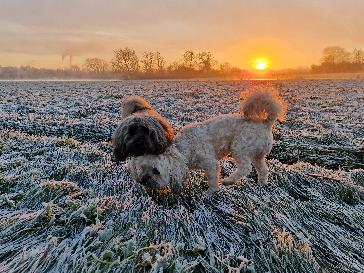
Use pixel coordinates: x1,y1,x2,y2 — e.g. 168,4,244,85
0,80,363,273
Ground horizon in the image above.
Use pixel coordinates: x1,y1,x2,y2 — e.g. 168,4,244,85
1,0,364,71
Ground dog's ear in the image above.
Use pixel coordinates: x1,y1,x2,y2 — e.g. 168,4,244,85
112,124,128,161
127,159,138,180
169,168,187,194
147,117,174,153
112,144,127,161
149,121,169,153
171,173,190,193
167,148,188,193
158,119,174,142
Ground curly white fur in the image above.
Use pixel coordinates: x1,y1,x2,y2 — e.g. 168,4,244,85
129,88,286,193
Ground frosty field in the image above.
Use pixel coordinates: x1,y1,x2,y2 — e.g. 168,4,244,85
0,80,363,273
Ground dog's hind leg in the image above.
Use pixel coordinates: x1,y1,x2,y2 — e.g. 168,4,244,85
221,155,252,185
252,155,269,185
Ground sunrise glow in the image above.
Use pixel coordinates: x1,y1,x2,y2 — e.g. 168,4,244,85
253,59,269,70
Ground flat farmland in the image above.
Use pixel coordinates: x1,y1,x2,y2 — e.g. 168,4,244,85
0,80,363,273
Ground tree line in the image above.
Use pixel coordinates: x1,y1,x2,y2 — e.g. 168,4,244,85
0,48,253,79
2,46,363,79
83,48,250,79
311,46,364,73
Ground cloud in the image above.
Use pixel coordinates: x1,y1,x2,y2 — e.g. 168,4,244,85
1,0,364,68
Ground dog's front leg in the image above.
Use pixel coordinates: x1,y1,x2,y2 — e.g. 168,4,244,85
252,155,269,185
200,160,220,193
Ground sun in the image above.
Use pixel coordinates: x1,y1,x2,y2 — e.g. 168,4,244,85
253,58,269,70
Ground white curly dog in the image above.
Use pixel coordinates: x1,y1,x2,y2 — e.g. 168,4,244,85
129,87,286,193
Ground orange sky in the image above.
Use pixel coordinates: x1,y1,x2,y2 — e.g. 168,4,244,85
1,0,363,70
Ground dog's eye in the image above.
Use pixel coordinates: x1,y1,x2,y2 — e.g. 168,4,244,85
152,168,160,175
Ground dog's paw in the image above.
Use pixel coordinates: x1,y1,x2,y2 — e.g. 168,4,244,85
206,186,219,195
258,178,269,186
221,178,235,186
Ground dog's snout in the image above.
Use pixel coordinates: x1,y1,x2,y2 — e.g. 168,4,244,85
140,174,151,185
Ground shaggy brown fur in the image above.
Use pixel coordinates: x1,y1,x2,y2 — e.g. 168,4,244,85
112,96,174,161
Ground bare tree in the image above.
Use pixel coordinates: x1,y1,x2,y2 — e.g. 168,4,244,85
182,50,196,70
70,65,81,72
154,51,166,72
220,62,232,74
111,47,139,74
197,51,217,72
167,61,180,73
312,46,364,73
352,49,364,64
140,51,155,73
140,51,166,74
321,46,350,64
84,58,109,73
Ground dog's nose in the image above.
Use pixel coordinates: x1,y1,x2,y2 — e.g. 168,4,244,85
140,175,151,185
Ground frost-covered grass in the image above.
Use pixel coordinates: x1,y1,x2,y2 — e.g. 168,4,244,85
0,80,363,273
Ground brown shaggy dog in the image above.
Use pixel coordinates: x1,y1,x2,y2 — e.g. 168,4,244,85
112,96,174,161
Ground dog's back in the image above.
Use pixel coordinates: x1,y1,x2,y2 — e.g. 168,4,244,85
176,114,273,162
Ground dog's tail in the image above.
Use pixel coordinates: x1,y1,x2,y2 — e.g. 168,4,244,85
239,86,286,126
